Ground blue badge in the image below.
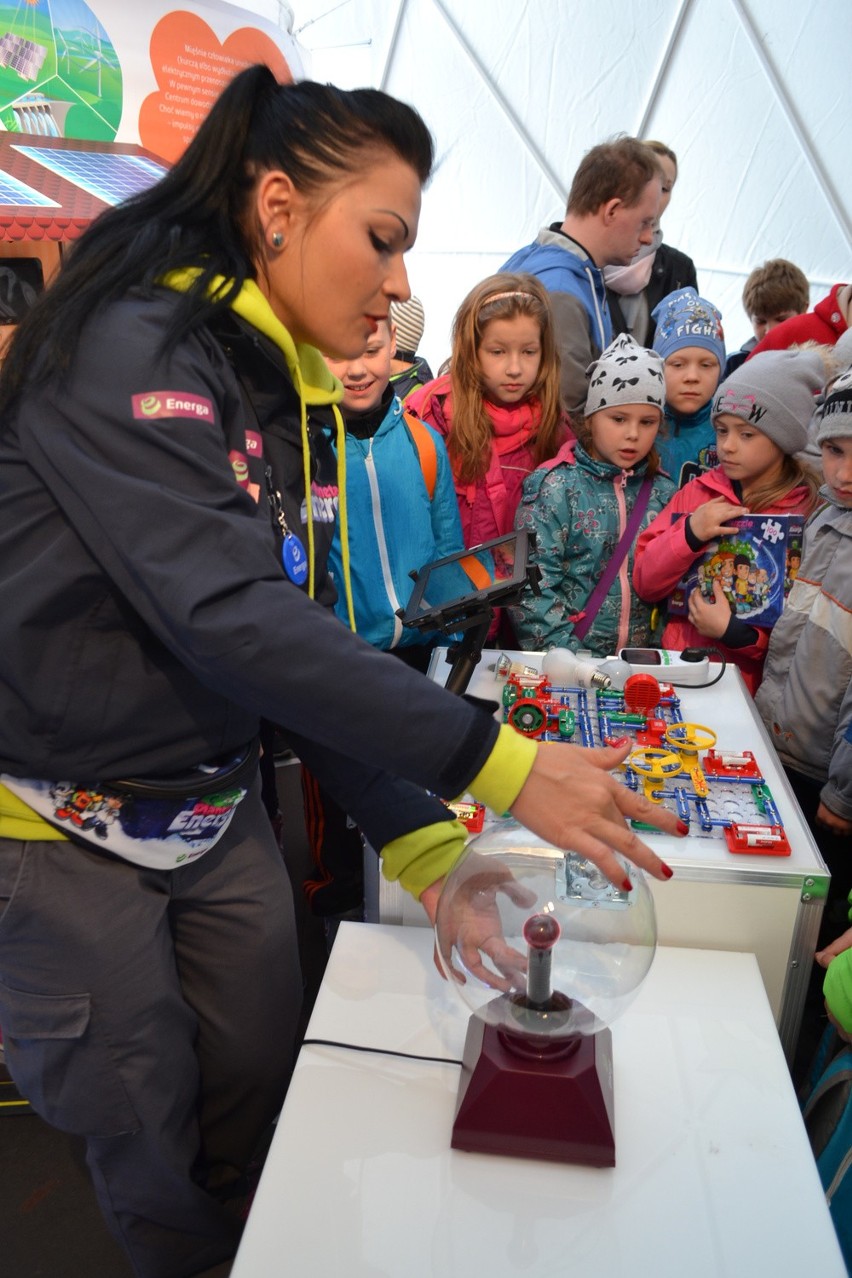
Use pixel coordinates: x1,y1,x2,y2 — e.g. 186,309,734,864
282,532,308,585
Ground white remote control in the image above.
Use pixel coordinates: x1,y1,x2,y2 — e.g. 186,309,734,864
616,647,713,686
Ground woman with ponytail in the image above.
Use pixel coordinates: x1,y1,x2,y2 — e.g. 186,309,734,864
0,67,681,1277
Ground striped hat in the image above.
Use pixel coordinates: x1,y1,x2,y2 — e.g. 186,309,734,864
389,296,425,356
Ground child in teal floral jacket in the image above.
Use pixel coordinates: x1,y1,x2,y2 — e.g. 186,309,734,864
512,333,675,656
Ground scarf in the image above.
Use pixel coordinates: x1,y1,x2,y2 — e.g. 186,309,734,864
603,227,663,296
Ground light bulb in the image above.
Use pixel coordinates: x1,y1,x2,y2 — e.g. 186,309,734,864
541,648,612,690
596,658,632,691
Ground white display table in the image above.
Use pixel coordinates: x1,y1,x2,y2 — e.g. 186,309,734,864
232,923,845,1278
377,656,829,1062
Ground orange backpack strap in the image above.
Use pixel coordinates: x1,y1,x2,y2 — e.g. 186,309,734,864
458,554,492,590
403,408,493,592
403,409,437,501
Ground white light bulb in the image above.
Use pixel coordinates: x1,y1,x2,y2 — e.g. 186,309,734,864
596,658,632,691
541,648,612,690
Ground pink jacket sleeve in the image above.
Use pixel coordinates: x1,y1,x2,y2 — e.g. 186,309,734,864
632,487,704,602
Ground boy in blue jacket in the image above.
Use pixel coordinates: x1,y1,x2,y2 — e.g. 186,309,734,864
304,319,466,918
325,317,466,663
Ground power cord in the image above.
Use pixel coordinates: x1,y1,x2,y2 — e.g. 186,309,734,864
301,1037,463,1067
666,646,728,689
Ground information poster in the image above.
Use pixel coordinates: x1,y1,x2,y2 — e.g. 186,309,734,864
0,0,304,162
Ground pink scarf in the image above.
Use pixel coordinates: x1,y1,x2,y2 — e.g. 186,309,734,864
461,397,542,510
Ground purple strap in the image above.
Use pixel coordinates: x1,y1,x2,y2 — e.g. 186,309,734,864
571,476,653,642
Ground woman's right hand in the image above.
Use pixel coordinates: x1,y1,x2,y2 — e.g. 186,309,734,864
688,496,748,543
509,740,681,889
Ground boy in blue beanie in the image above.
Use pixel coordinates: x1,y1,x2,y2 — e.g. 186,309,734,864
652,286,726,487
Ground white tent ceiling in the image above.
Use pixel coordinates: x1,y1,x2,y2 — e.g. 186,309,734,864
234,0,852,367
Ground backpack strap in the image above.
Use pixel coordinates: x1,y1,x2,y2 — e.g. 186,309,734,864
458,553,493,591
402,407,492,592
571,475,654,643
403,409,437,501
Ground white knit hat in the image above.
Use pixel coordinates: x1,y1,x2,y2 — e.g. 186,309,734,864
815,367,852,444
584,333,665,416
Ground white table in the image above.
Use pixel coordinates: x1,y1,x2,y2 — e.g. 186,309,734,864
232,923,844,1278
378,656,829,1061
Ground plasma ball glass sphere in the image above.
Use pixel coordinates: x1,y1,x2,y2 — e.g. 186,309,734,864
435,820,657,1042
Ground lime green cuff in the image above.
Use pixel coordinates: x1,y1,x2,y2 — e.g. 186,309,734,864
824,950,852,1034
0,783,68,841
466,724,537,814
381,818,468,900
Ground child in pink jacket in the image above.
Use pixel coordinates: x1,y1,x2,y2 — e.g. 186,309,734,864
633,350,823,693
407,273,571,549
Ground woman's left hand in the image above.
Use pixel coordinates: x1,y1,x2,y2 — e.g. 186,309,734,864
421,852,535,991
688,578,732,638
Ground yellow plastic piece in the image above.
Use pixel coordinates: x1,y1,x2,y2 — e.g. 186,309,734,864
688,766,709,799
664,722,717,765
627,748,683,803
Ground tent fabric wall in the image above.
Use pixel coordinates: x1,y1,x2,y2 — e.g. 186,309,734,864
236,0,852,371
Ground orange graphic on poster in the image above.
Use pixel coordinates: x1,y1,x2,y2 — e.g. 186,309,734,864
139,10,293,162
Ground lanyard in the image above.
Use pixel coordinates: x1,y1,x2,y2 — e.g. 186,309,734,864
264,463,308,586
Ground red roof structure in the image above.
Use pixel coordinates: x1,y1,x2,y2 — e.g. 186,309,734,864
0,133,168,243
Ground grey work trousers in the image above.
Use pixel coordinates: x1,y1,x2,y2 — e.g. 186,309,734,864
0,783,302,1278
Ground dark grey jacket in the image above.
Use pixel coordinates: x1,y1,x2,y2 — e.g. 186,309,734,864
0,290,497,846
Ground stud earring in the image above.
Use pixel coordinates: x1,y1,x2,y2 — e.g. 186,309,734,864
271,231,284,249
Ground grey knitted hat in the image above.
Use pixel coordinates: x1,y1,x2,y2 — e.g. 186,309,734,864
816,367,852,444
584,333,665,417
711,348,824,455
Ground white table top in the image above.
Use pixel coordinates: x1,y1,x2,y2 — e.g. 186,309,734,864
233,923,844,1278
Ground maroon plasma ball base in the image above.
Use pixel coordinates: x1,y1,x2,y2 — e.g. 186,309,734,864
451,1007,615,1167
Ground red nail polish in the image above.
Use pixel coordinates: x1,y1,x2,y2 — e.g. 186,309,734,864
621,877,633,892
612,736,631,748
677,819,689,835
661,862,674,879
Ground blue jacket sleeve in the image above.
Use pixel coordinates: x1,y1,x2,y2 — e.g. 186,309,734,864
285,729,456,851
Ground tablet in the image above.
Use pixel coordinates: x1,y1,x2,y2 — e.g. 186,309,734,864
400,530,532,632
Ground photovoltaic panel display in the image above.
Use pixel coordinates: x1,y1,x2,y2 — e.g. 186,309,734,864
0,169,60,207
12,148,168,206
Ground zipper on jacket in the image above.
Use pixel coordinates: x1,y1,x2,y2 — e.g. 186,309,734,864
586,265,607,348
615,472,631,650
364,441,404,647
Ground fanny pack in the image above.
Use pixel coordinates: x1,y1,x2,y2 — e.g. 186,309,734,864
1,740,260,871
